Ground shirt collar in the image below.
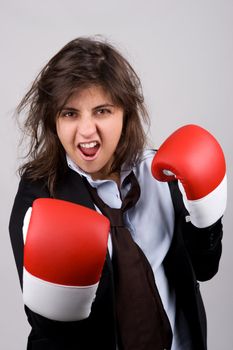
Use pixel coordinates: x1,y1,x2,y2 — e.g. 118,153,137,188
66,155,132,188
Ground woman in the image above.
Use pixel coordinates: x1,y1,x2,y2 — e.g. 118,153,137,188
9,36,226,350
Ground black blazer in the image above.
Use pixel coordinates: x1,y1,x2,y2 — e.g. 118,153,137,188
9,168,223,350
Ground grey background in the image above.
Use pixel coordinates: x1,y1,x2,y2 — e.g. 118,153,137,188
1,0,232,349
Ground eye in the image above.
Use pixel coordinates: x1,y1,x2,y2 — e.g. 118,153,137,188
61,110,77,118
95,108,112,116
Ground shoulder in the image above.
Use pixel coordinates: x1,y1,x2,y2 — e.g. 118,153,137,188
133,149,173,199
134,149,185,215
9,176,50,229
16,175,50,203
133,149,156,178
139,148,156,161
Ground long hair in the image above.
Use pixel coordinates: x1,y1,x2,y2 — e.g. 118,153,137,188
17,36,150,194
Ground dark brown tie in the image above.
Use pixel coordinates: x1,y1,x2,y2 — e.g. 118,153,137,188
84,171,172,350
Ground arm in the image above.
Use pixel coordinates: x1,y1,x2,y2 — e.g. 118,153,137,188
9,176,110,321
168,179,223,281
184,218,223,281
152,124,226,281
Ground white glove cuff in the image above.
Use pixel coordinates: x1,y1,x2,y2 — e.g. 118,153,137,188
23,268,98,321
178,174,227,228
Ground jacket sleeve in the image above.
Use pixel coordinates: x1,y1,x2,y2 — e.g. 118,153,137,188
168,180,223,282
9,176,50,288
182,218,223,281
8,177,64,339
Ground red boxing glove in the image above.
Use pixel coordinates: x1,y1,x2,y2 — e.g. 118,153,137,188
151,124,227,228
23,198,110,321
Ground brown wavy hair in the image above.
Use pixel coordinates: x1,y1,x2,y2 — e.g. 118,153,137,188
17,36,150,194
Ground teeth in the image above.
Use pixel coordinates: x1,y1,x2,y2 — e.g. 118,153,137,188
79,142,98,148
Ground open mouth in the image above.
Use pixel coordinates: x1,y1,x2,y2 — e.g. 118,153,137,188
78,141,100,158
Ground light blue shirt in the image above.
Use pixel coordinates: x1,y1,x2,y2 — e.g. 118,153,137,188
67,149,192,350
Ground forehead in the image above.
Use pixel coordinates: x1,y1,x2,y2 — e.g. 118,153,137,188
65,85,113,107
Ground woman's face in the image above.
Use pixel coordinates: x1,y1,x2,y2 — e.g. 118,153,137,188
56,85,124,180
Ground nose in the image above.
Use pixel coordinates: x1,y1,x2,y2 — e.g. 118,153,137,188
78,115,97,139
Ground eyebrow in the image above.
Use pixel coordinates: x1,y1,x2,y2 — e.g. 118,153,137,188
61,104,115,111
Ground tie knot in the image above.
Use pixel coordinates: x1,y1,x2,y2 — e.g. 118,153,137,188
83,171,141,226
102,207,125,227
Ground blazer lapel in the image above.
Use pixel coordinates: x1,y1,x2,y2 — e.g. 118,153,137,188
54,168,96,209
